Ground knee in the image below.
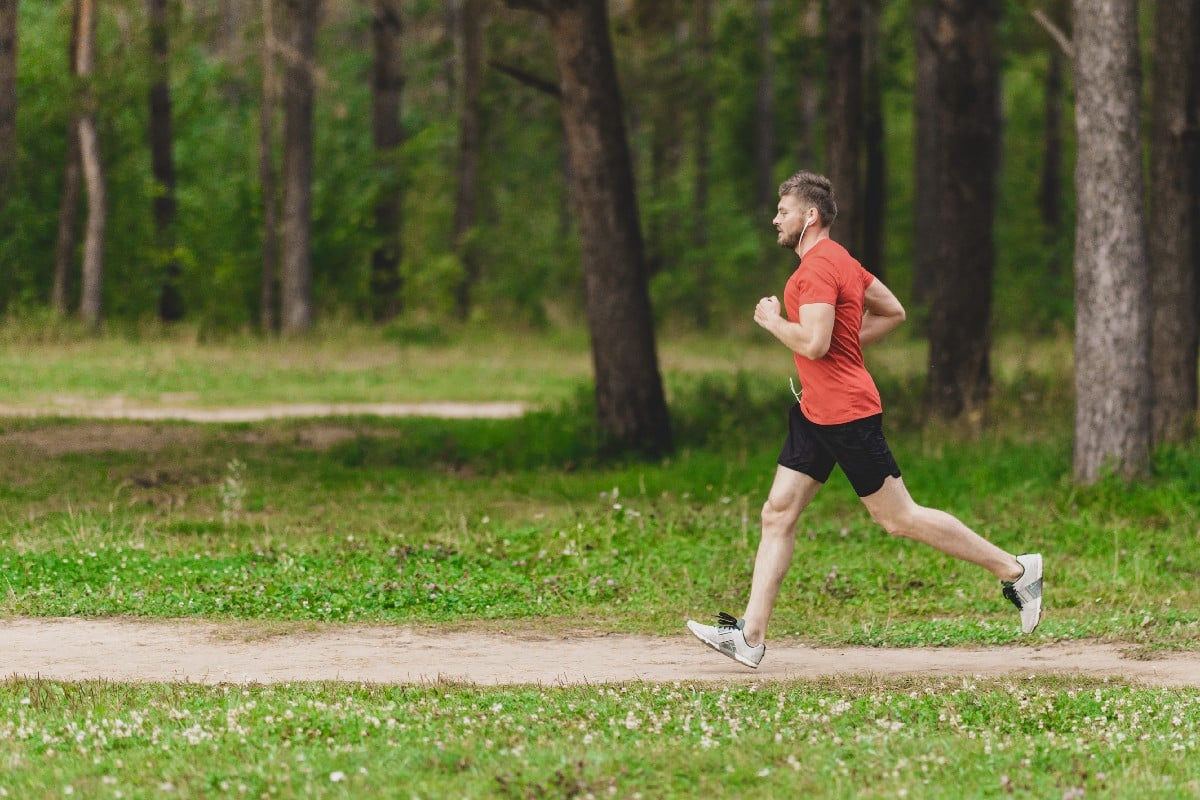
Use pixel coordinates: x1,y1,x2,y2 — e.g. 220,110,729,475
761,495,799,535
872,507,920,540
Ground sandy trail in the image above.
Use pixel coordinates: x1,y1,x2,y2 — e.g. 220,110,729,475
0,401,528,423
1,618,1197,687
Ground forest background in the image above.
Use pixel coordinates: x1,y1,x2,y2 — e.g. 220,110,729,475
0,0,1196,479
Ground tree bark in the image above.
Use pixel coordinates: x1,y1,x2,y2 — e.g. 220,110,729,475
826,0,863,257
1039,47,1065,274
0,0,17,215
753,0,775,216
259,0,280,332
77,0,106,330
795,0,821,168
911,3,938,306
148,0,184,321
692,0,713,328
1148,0,1200,445
925,0,1001,420
53,0,83,315
280,0,319,334
504,0,671,456
370,0,403,321
1071,0,1152,482
452,0,484,317
861,0,885,278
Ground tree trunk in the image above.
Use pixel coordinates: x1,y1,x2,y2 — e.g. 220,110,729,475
452,0,484,317
259,0,280,332
692,0,712,328
753,0,775,216
53,0,83,315
149,0,184,321
861,0,885,278
0,0,17,214
795,0,821,168
77,0,106,330
505,0,671,456
826,0,863,257
280,0,319,334
370,0,403,321
1039,47,1065,274
1072,0,1152,482
925,0,1001,420
1148,0,1200,445
911,3,938,307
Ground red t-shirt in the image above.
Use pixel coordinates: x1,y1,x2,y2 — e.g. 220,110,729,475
783,238,882,424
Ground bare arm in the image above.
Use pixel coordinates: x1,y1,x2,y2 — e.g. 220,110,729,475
754,296,835,360
860,278,906,346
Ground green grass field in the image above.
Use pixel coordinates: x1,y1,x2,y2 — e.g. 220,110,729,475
1,323,1197,797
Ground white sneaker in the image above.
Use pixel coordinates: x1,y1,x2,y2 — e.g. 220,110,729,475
686,612,765,668
1002,553,1043,634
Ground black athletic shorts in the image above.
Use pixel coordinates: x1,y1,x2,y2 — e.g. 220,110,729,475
777,404,902,497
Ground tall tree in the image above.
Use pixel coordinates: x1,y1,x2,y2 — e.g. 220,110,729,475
794,0,821,168
753,0,775,215
77,0,107,329
826,0,863,257
691,0,713,328
53,1,83,315
148,0,183,321
1038,5,1067,276
0,0,16,217
861,0,885,277
280,0,319,334
503,0,671,456
1072,0,1152,481
370,0,403,321
1148,0,1200,445
911,3,938,306
924,0,1001,420
452,0,484,316
259,0,280,331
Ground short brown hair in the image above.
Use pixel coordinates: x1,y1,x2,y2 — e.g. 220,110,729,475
778,171,838,227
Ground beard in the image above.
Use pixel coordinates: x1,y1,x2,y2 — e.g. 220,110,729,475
777,229,801,250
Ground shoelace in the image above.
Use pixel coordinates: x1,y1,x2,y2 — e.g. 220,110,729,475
715,611,741,629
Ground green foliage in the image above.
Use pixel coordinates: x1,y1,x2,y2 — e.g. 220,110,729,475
2,1,1094,331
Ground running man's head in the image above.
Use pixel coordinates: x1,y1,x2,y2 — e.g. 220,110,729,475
774,171,838,252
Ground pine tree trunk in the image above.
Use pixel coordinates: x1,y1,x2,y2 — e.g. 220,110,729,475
53,1,83,315
911,3,938,307
753,0,775,216
1148,0,1200,445
861,0,885,278
280,0,319,334
505,0,672,456
259,0,280,332
795,0,821,168
77,0,106,330
370,0,403,321
0,0,17,215
925,0,1001,420
452,0,484,316
149,0,184,321
826,0,863,257
1072,0,1152,482
1039,48,1064,274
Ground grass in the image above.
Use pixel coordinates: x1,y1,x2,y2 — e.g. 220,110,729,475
0,676,1196,798
1,322,1197,797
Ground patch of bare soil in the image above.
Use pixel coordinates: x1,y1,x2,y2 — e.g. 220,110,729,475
1,618,1197,687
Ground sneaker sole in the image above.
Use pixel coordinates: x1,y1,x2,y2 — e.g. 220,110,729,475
1020,553,1044,635
687,623,761,669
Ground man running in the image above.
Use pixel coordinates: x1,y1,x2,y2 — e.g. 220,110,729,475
686,170,1043,668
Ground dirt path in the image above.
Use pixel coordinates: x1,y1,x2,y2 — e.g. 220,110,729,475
0,401,528,423
2,618,1197,687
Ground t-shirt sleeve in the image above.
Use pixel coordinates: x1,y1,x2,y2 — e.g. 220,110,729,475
861,266,875,292
795,257,839,305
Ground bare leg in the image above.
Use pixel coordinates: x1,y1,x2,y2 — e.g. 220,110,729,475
860,476,1022,581
741,465,823,646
